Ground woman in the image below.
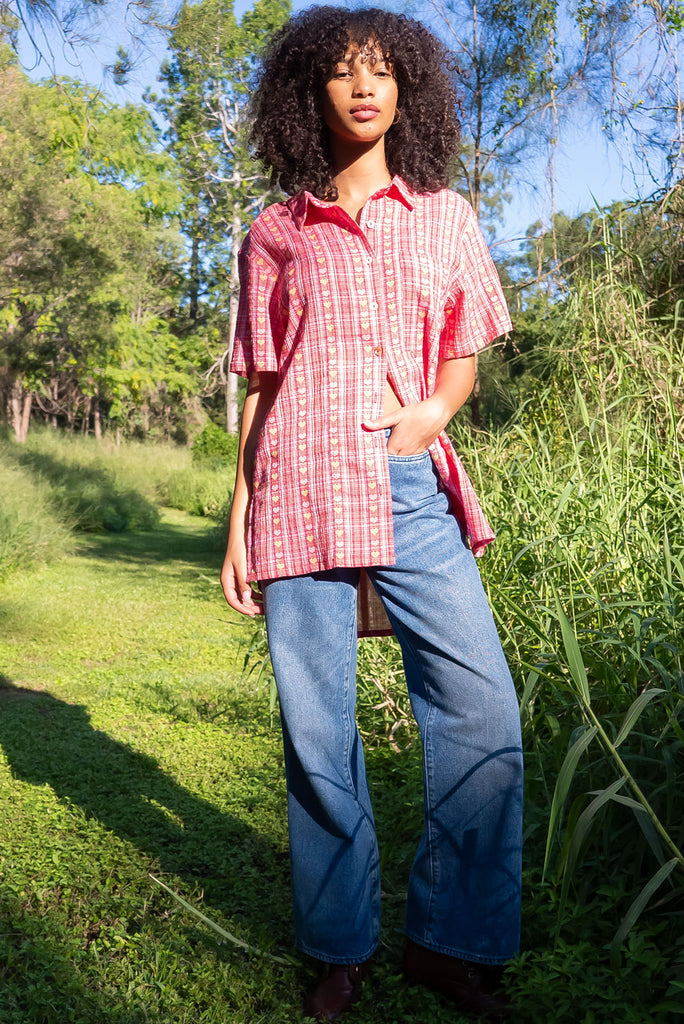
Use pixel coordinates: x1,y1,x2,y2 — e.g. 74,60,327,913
221,8,523,1021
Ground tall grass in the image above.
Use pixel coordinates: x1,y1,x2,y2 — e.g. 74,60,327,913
0,430,236,577
469,242,683,982
0,459,73,578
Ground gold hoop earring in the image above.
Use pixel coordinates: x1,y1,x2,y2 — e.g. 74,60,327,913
392,109,401,125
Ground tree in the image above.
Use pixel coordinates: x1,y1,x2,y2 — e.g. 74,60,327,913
422,0,592,224
419,0,684,423
414,0,596,423
573,0,684,188
147,0,290,433
0,59,196,441
2,0,173,83
514,185,684,309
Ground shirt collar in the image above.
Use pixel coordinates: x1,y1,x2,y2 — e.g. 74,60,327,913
287,174,415,230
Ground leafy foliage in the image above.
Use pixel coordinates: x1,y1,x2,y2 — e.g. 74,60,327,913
146,0,290,431
192,420,240,466
0,63,208,441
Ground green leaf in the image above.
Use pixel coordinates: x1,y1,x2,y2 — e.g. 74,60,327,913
574,378,591,429
519,669,540,720
610,859,679,969
614,688,665,747
557,778,626,936
551,480,575,525
553,590,590,704
498,591,551,646
149,874,295,966
543,724,597,880
606,793,667,866
663,523,672,590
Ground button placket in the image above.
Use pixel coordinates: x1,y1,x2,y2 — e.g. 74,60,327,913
360,239,387,418
363,220,388,543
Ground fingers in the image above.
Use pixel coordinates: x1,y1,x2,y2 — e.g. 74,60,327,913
362,409,403,431
221,556,262,617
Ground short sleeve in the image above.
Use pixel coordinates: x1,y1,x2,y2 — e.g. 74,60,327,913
229,231,284,378
439,202,512,359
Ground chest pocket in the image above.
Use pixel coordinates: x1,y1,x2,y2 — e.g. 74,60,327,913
393,244,449,312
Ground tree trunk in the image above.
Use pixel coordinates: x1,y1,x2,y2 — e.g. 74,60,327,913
49,379,58,428
8,378,22,440
8,377,32,442
93,398,102,440
66,387,77,432
20,391,32,442
82,396,92,435
226,202,241,435
189,212,200,323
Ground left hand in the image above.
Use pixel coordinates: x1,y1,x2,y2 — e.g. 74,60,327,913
362,395,451,455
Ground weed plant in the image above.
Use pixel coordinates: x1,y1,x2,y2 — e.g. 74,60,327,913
4,431,162,532
191,421,240,468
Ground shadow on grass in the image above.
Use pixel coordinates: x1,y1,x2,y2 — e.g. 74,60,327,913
72,513,225,606
76,512,221,567
6,447,159,533
0,677,292,1019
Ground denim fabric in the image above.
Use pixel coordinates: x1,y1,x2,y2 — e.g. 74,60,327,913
262,451,523,966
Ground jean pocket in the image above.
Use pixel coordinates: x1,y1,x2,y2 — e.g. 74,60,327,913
386,449,431,463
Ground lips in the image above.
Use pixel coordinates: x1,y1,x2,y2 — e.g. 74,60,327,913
350,104,380,122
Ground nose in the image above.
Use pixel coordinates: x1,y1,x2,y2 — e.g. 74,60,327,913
351,66,375,96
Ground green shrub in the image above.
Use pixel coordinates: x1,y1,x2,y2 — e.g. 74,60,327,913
161,466,233,519
191,421,239,466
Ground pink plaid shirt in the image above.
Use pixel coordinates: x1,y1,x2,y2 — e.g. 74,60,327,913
230,176,511,632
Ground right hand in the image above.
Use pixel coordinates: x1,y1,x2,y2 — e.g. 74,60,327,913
220,534,263,617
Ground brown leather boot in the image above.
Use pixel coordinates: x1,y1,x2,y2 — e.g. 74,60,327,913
303,960,370,1022
402,938,511,1020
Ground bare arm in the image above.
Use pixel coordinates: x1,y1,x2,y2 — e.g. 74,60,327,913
363,355,476,454
221,371,278,616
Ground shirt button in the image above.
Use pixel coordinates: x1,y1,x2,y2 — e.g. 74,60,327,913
366,219,374,228
374,346,382,355
366,256,373,265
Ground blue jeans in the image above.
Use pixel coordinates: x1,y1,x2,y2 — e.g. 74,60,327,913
262,449,523,965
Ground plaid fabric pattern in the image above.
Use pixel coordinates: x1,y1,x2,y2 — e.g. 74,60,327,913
231,176,511,590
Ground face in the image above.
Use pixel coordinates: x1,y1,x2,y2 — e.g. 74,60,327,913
322,40,399,146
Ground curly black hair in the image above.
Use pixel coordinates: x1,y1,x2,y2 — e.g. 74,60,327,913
249,6,460,199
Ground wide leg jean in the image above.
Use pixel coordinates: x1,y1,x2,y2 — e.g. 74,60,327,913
262,449,523,966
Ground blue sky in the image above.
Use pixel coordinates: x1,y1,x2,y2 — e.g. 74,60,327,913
16,0,650,243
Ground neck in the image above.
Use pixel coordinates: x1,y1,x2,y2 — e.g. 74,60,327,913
329,136,392,204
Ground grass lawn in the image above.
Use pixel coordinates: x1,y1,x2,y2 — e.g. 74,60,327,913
0,509,465,1024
